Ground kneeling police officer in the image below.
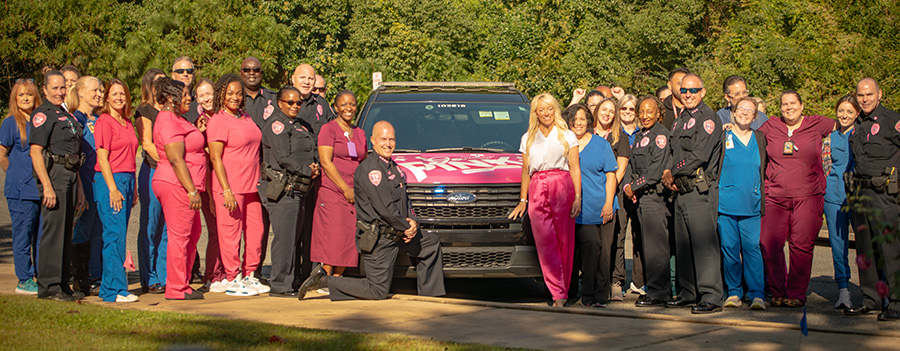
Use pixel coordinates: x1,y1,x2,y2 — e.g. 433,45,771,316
298,121,445,300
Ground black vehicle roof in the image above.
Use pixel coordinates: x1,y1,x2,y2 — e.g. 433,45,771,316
368,82,529,103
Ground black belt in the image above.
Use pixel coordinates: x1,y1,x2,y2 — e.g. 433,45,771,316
640,183,667,195
376,223,406,242
855,176,887,192
49,153,84,172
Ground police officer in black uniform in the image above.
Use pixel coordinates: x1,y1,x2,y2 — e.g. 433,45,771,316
241,57,278,129
298,121,445,300
28,71,86,301
624,96,673,307
261,86,320,297
845,78,900,321
662,73,724,314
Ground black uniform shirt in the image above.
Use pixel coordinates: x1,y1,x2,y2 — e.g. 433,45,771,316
135,104,160,169
245,87,277,130
849,103,900,177
27,100,82,156
261,109,317,177
670,101,723,178
625,122,671,192
354,152,416,231
298,93,335,137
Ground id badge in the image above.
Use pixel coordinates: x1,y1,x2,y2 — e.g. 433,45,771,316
347,141,357,158
725,133,734,149
783,140,794,155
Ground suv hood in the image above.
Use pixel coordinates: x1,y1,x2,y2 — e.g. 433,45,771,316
392,153,523,184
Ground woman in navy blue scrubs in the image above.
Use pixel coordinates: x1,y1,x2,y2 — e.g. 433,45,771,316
1,79,43,295
67,76,105,295
135,69,168,294
823,94,860,309
564,103,618,307
717,97,767,310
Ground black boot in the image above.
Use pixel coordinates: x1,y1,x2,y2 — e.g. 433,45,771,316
71,242,92,296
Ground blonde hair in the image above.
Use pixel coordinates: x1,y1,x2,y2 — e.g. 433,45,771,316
65,76,102,113
594,97,622,145
7,80,42,146
525,93,570,154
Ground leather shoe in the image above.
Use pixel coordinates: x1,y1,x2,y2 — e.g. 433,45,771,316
39,292,77,302
166,290,204,301
635,295,665,307
665,297,695,308
269,290,300,298
878,309,900,321
298,263,327,300
844,305,875,316
148,284,166,294
691,301,722,314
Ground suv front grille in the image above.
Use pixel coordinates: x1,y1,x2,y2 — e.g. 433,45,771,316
443,247,514,268
415,206,510,218
408,183,520,224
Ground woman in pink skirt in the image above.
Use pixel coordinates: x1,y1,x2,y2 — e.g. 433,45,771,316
311,91,367,277
509,93,582,307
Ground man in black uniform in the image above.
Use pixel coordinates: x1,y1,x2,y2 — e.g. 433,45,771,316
623,99,673,307
28,71,86,301
241,57,277,129
261,86,320,297
662,73,724,314
845,77,900,321
298,121,445,300
662,67,690,130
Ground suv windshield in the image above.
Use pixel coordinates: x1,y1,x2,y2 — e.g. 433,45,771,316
361,101,530,153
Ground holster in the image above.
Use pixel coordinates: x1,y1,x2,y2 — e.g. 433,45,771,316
886,167,898,195
675,168,710,194
261,162,288,202
356,220,379,253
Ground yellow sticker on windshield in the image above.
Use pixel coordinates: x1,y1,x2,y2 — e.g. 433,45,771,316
479,111,493,118
494,111,510,120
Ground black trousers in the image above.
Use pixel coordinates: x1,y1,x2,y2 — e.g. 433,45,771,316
265,190,306,293
673,184,723,304
848,187,900,311
256,180,271,277
570,222,615,305
37,166,77,298
327,231,445,300
638,192,672,301
613,194,644,287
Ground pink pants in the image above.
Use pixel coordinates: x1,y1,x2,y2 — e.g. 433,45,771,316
154,179,202,300
760,195,824,301
200,191,224,282
214,191,264,280
528,169,576,301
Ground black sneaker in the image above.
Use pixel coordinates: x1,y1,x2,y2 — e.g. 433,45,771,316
298,263,326,300
39,292,76,302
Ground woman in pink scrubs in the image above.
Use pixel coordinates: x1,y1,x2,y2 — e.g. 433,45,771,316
758,90,835,308
509,93,582,307
206,74,266,297
153,77,206,300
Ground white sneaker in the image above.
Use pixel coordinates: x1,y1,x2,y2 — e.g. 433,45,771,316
835,288,852,309
724,295,742,308
209,279,229,293
629,282,646,296
243,275,270,294
750,297,766,310
115,293,139,303
225,278,258,297
316,288,330,295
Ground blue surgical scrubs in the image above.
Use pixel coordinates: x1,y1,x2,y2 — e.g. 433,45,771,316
824,128,854,289
717,130,764,300
72,110,103,281
95,171,135,301
1,117,43,283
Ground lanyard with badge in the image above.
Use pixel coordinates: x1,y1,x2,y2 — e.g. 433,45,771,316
345,130,357,158
784,128,798,155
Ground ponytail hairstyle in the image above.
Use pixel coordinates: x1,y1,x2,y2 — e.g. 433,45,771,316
65,76,102,114
139,68,165,106
154,77,186,113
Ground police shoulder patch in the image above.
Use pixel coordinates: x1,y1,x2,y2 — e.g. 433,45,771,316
656,135,667,149
368,170,382,186
33,112,46,127
703,120,715,134
272,121,285,135
895,120,900,133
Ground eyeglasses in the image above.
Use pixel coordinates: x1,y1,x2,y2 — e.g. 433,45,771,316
312,87,326,93
15,78,34,84
727,90,749,99
619,107,635,112
241,67,261,73
173,68,195,75
736,106,756,114
680,87,702,94
280,100,302,106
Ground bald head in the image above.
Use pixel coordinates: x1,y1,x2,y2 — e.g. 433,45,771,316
291,64,316,98
856,77,882,114
371,121,397,158
595,85,613,99
680,73,706,109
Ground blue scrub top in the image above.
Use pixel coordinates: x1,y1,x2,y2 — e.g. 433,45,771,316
825,128,854,204
718,130,761,216
576,136,619,225
623,126,640,149
0,116,40,200
72,110,98,181
717,106,768,130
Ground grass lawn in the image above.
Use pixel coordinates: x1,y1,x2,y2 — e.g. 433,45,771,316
0,294,529,350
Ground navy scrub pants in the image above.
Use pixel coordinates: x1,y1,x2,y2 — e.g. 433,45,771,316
137,163,167,288
8,198,42,282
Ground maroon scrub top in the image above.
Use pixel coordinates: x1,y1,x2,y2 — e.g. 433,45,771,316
758,114,834,198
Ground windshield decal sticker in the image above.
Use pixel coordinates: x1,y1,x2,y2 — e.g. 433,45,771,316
494,111,510,120
425,105,434,110
479,111,493,118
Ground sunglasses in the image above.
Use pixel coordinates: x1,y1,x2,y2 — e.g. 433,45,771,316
680,87,702,94
174,68,195,75
312,87,326,93
241,67,261,73
280,100,302,106
619,107,635,112
15,78,34,84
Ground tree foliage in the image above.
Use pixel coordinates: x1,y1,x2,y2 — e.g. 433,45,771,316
1,0,897,118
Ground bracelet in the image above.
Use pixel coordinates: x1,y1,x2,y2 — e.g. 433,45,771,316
187,190,198,197
223,188,233,194
519,198,527,203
